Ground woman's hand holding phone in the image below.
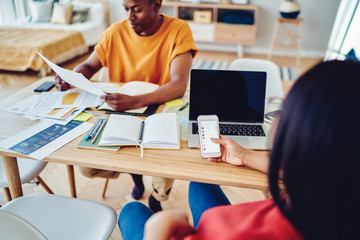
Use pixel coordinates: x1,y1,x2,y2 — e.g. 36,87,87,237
208,135,248,166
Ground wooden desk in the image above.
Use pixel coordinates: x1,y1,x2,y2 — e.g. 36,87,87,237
0,77,282,199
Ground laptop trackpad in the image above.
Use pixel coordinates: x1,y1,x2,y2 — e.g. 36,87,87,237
230,136,251,148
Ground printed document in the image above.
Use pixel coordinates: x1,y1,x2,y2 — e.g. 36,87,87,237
35,90,101,109
26,108,85,125
0,121,92,160
37,52,104,96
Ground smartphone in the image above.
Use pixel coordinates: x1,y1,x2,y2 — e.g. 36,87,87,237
197,115,221,158
34,81,55,92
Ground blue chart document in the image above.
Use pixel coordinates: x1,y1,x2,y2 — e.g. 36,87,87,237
0,120,92,160
10,121,82,155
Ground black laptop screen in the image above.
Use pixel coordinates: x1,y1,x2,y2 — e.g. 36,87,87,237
189,69,267,123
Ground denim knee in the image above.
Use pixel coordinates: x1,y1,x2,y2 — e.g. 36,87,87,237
119,202,153,240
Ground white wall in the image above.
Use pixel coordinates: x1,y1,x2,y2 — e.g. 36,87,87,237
108,0,341,57
108,0,127,24
250,0,341,57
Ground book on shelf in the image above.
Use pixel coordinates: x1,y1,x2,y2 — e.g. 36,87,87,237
99,113,180,153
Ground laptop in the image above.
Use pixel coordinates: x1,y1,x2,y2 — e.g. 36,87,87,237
187,69,271,150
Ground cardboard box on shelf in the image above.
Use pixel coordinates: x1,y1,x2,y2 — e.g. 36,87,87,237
194,10,212,24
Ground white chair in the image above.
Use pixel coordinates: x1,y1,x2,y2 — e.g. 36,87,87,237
0,209,47,240
1,194,117,240
0,157,53,201
229,58,284,100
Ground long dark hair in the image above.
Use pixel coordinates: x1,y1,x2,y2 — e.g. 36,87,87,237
269,60,360,239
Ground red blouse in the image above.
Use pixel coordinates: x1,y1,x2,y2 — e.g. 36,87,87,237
187,199,303,240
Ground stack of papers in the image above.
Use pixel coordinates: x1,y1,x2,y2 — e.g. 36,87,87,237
5,53,108,124
0,53,108,159
6,89,102,124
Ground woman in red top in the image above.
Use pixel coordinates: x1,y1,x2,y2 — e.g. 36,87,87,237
119,60,360,240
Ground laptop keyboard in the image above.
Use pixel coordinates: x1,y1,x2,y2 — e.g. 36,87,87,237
192,123,266,136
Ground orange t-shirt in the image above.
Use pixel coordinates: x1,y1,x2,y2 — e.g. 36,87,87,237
95,14,198,86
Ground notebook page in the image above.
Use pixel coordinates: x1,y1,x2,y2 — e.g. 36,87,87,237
99,114,143,146
142,113,179,148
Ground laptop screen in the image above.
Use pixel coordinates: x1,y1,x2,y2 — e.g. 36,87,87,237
189,69,267,123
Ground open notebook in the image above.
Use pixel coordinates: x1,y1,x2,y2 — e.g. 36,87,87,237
99,113,180,157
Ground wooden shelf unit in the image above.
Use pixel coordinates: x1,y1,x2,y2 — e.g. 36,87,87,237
162,1,258,56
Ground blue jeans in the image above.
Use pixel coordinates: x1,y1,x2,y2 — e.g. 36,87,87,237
119,201,154,240
188,182,231,228
118,182,231,239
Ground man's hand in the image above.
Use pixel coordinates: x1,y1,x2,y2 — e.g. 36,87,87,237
55,75,73,91
101,94,141,112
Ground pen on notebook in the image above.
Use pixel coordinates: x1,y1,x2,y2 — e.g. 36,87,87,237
89,119,103,139
91,119,106,144
178,102,189,111
138,121,145,144
84,123,97,141
84,120,99,141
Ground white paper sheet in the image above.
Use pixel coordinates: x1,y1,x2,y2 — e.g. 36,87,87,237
37,52,105,96
34,90,101,109
25,108,85,125
6,94,41,114
0,121,92,160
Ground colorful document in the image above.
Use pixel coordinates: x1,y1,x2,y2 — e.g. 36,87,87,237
0,120,92,160
35,90,101,109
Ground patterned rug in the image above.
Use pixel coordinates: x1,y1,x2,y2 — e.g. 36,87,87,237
192,59,297,81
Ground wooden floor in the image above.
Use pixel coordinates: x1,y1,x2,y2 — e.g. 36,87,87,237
0,50,322,239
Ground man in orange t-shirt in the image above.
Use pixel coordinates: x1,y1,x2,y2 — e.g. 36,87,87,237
55,0,198,212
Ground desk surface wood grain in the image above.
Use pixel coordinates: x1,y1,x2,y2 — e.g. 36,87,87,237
0,77,270,191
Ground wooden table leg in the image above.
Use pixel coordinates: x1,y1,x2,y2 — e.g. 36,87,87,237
2,156,23,199
67,164,77,198
3,187,12,201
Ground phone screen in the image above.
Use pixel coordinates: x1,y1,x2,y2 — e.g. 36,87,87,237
200,120,220,154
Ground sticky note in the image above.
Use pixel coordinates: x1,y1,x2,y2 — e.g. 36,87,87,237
165,99,185,108
73,112,93,122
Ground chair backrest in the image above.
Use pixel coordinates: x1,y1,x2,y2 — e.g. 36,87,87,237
229,58,284,99
2,194,117,240
0,157,47,188
0,209,47,240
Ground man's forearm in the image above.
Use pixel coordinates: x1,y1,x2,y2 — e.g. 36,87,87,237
73,64,99,80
